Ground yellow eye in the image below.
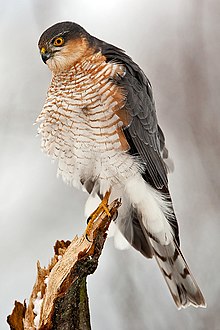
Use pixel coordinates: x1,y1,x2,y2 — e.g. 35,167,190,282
53,37,64,47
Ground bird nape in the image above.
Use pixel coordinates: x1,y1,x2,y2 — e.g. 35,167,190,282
36,21,206,309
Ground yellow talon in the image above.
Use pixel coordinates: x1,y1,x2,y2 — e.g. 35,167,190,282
86,190,111,241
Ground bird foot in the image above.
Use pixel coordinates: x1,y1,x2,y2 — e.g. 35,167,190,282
86,191,111,241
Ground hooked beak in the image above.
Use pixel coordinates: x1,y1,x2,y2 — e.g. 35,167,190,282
40,47,52,64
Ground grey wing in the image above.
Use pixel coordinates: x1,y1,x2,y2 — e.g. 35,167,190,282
123,67,168,189
98,41,168,189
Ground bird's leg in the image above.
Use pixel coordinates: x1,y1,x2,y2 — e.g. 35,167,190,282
86,190,111,241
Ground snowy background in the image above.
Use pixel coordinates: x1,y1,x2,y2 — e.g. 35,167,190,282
0,0,220,329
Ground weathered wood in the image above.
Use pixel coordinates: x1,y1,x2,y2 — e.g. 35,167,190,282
7,200,120,330
7,301,26,330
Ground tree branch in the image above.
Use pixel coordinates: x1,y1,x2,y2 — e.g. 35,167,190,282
7,199,120,330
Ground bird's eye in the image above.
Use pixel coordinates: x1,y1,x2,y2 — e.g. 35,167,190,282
53,37,64,47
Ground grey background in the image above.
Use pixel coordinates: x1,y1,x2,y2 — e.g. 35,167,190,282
0,0,219,329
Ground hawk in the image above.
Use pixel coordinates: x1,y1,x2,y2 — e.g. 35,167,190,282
37,21,206,309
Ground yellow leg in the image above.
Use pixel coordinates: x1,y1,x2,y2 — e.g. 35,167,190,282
86,190,111,240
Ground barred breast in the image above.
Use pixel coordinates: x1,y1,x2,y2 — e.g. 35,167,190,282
36,52,140,194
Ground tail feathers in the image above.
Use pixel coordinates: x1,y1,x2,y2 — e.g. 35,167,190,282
117,209,154,259
150,238,206,309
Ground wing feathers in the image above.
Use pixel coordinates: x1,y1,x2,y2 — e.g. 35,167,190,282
129,130,168,189
99,40,168,189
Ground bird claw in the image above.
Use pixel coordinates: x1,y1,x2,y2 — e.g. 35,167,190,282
85,191,111,241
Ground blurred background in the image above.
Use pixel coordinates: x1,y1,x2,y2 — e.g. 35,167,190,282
0,0,219,329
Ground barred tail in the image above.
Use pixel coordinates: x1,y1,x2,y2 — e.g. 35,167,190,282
150,238,206,309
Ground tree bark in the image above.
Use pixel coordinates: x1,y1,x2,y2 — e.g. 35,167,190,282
7,199,120,330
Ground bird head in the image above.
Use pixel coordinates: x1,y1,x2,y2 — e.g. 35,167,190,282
38,22,95,73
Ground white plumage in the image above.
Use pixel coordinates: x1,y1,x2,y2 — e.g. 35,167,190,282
125,175,174,245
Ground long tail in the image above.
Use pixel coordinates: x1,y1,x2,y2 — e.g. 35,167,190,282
117,205,206,309
149,236,206,309
115,176,206,309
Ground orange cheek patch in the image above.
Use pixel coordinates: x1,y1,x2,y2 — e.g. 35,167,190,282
60,38,94,63
50,38,95,73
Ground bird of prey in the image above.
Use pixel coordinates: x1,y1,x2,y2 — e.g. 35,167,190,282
37,21,206,309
